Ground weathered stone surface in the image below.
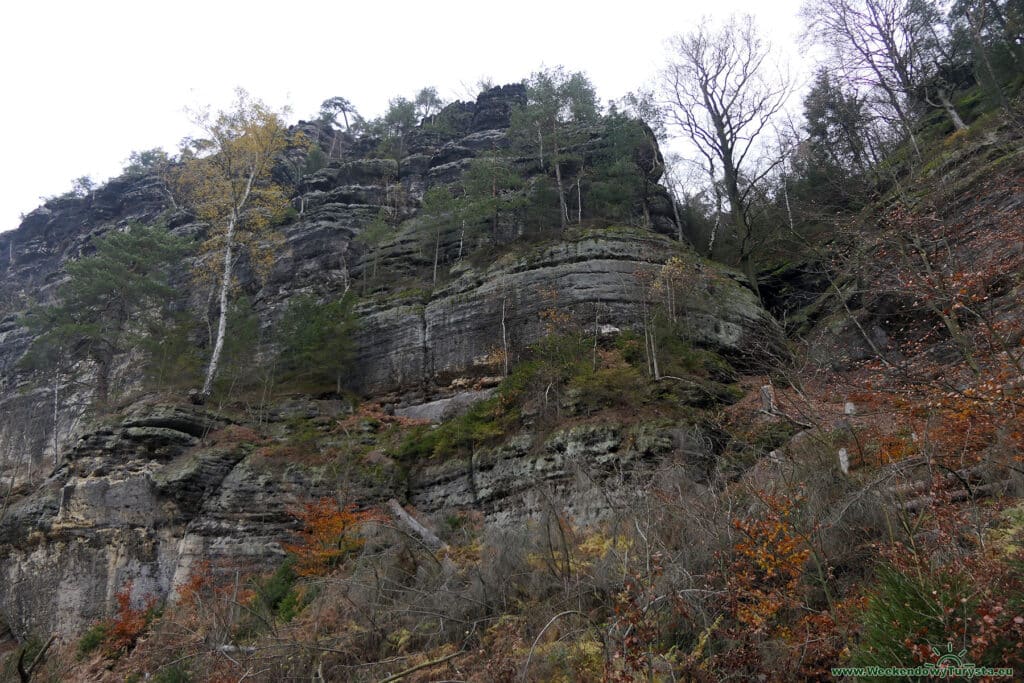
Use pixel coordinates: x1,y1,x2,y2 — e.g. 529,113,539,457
122,403,221,438
394,388,496,423
0,174,171,305
0,392,718,640
2,526,176,639
0,80,785,646
0,403,240,639
0,174,181,477
351,230,782,394
470,83,526,131
153,445,250,511
409,421,697,527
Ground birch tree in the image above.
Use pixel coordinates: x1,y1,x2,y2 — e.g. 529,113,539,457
172,90,292,398
420,186,455,287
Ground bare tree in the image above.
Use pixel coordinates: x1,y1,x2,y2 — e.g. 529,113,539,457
801,0,968,147
661,14,791,298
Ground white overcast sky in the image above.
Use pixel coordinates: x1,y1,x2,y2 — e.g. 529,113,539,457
0,0,807,234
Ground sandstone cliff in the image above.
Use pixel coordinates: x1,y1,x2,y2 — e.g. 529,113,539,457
0,85,782,642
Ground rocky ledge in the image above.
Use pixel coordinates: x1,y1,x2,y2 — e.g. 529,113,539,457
0,398,718,640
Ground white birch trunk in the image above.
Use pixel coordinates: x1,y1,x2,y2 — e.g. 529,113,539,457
554,160,568,229
650,327,660,380
432,228,440,287
500,297,509,377
706,214,720,258
576,177,582,224
936,90,968,132
201,214,235,396
201,170,256,397
52,368,60,467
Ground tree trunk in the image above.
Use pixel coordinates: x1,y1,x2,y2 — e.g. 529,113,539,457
576,176,583,224
387,499,447,551
200,167,256,398
17,635,55,683
491,175,499,235
707,212,720,258
650,322,660,380
554,160,568,230
52,369,60,467
673,196,684,243
432,227,440,287
95,354,111,408
739,251,760,300
935,89,968,132
724,165,761,299
642,298,660,380
201,215,236,396
500,297,510,377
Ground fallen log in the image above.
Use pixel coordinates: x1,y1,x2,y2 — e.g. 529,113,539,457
387,499,448,552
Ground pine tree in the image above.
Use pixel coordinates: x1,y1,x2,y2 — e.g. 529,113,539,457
458,155,525,242
275,295,355,394
21,224,188,406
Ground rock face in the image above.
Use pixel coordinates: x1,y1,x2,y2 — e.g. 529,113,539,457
394,388,497,423
0,84,785,642
0,85,775,463
0,174,176,474
409,421,713,527
253,84,776,396
0,401,350,638
1,404,223,639
0,174,171,310
351,230,779,395
0,399,713,639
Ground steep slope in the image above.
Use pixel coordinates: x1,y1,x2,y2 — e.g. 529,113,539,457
2,88,1022,682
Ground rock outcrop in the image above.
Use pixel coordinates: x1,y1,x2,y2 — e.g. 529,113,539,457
351,229,779,395
0,84,786,644
0,399,715,638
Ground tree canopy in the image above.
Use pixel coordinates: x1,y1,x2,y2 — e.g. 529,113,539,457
512,68,601,230
275,294,356,394
662,14,791,294
171,89,296,398
21,224,188,406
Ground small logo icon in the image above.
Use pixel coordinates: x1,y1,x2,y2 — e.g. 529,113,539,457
926,643,974,672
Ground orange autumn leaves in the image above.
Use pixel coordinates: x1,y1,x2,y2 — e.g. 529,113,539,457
284,498,381,576
714,491,857,678
729,493,811,633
